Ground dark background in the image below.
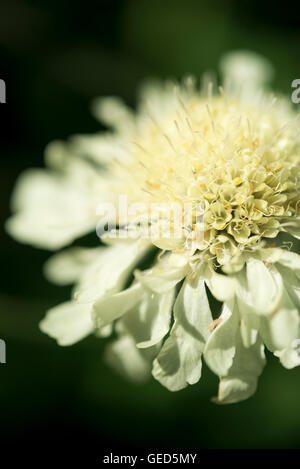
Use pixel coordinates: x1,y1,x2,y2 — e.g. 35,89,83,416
0,0,300,457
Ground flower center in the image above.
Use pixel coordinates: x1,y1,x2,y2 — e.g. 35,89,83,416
111,92,300,263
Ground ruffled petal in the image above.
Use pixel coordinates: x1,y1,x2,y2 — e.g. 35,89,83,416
210,300,266,404
75,241,150,303
152,273,212,391
120,288,175,349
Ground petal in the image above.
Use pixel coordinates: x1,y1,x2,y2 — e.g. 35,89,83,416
204,300,238,377
280,217,300,240
104,335,151,383
137,289,174,348
91,97,134,133
71,133,130,167
204,266,237,301
259,287,299,352
275,341,300,369
152,274,212,391
246,258,283,314
212,301,266,404
44,247,102,285
93,283,144,328
134,261,189,294
220,50,273,100
277,249,300,275
75,241,150,303
235,269,262,347
120,288,175,349
6,169,97,250
39,301,94,346
276,263,300,310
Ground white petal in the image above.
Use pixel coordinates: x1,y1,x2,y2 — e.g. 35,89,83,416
220,50,273,100
6,169,97,250
152,274,212,391
120,288,175,349
104,335,151,383
71,133,130,166
137,289,174,348
75,241,150,303
204,300,238,377
235,269,261,347
44,247,102,285
204,266,237,301
93,283,144,328
277,249,300,275
275,342,300,369
95,324,113,338
280,217,300,240
259,287,299,352
276,264,300,310
135,262,189,294
214,346,266,404
246,258,283,314
91,97,134,133
215,374,259,405
212,301,266,404
39,301,93,346
259,247,283,264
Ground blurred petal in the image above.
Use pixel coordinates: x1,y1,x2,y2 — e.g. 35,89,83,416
220,50,273,99
71,133,130,166
44,247,102,285
91,96,134,133
6,169,97,250
104,335,151,383
39,301,93,346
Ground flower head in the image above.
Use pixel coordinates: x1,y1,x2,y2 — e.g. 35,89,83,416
7,51,300,403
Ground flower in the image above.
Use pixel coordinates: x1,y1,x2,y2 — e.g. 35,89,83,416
6,51,300,404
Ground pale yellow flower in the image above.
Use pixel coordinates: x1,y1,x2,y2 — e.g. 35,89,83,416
6,51,300,403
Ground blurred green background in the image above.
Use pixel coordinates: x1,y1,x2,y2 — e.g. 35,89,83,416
0,0,300,454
